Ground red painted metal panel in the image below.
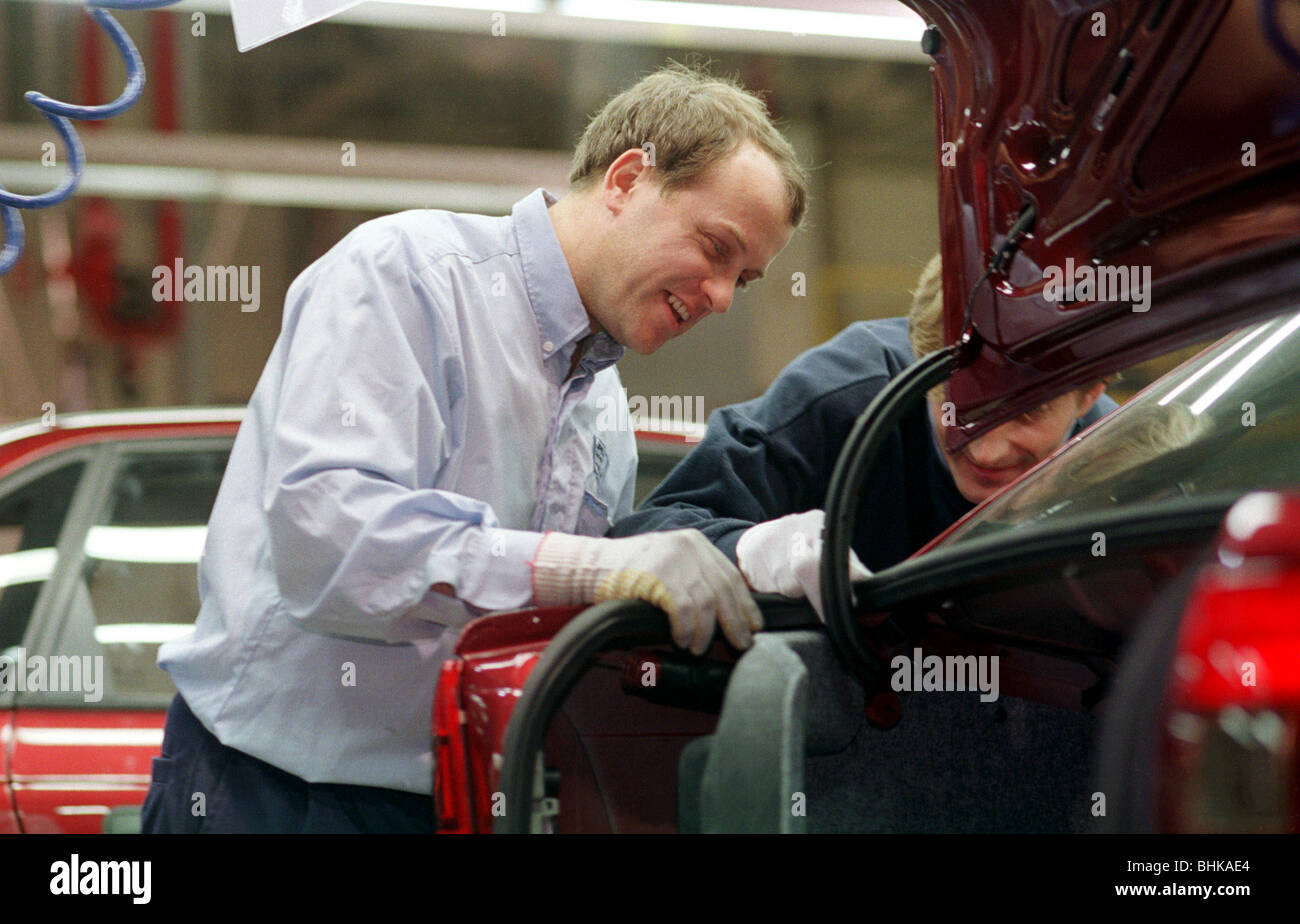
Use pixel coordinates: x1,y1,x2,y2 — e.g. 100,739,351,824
0,710,21,834
8,708,164,836
904,0,1300,447
0,420,241,480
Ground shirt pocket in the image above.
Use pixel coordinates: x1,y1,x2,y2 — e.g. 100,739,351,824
576,489,612,537
576,432,620,535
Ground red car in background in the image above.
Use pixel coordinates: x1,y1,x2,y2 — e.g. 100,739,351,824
433,0,1300,833
0,409,239,834
0,409,696,834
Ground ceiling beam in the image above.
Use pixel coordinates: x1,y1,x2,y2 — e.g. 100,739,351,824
0,126,569,211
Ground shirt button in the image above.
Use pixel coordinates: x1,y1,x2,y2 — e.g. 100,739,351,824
542,340,555,353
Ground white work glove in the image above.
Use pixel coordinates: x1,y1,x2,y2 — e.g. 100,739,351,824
735,509,871,621
531,530,762,655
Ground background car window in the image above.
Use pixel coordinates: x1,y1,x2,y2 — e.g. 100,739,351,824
0,461,86,653
79,450,227,700
938,311,1300,546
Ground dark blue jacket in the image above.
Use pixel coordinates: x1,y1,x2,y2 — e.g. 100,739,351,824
609,317,1117,570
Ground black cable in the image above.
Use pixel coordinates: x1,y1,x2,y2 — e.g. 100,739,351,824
818,203,1036,688
494,600,667,833
990,202,1037,273
818,345,958,689
492,596,818,833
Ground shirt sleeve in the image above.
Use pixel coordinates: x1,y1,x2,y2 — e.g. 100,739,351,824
261,227,541,642
604,410,779,558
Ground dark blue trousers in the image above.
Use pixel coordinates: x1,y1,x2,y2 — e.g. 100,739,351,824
140,693,434,834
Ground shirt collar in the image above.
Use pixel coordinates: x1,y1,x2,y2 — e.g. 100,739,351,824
512,188,623,369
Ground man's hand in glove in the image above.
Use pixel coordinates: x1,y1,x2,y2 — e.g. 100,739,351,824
531,530,762,655
735,509,871,620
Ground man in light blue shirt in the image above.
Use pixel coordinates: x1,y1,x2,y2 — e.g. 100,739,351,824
143,63,808,832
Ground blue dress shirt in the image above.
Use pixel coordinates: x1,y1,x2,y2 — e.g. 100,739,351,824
160,189,635,793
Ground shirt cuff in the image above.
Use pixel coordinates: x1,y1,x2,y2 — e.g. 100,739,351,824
438,527,542,613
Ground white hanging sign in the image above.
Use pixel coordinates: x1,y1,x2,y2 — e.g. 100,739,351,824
230,0,366,51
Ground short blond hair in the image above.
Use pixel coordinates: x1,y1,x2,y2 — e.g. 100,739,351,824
569,62,808,227
908,251,945,360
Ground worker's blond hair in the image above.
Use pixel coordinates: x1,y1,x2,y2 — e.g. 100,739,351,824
908,251,945,360
569,61,808,227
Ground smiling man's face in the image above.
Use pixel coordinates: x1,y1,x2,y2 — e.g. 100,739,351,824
585,140,794,354
931,383,1107,503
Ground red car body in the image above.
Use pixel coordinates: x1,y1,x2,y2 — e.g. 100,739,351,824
918,0,1300,447
0,411,239,834
1159,493,1300,832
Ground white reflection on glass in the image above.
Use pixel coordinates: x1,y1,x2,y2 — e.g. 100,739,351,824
93,624,194,646
83,526,207,564
1190,314,1300,415
0,547,57,588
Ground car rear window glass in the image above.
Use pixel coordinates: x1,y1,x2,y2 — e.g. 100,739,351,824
0,461,86,652
937,310,1300,546
81,450,227,700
